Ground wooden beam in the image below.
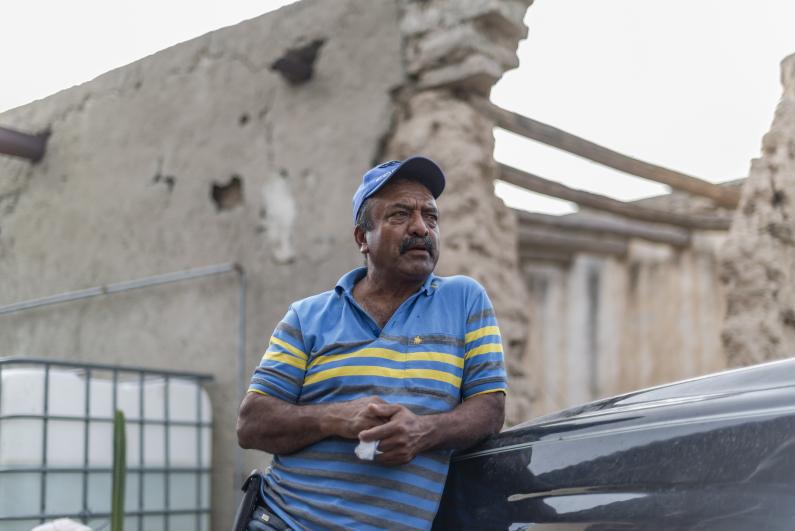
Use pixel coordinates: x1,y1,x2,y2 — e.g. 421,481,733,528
517,225,628,256
475,99,740,209
513,209,691,247
499,163,732,231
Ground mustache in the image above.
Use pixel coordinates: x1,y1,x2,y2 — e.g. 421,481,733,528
399,236,435,255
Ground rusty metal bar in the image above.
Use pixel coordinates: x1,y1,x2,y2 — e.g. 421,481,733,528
0,126,47,162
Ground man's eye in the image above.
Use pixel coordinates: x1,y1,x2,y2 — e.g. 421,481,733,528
391,211,409,219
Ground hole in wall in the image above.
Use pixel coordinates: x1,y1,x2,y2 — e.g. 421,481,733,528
270,39,326,85
211,175,244,211
152,172,176,192
782,309,795,328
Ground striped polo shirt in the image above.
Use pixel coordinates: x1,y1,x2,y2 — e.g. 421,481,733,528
247,267,507,530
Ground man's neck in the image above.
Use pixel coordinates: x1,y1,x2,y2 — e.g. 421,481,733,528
360,268,427,299
351,269,429,327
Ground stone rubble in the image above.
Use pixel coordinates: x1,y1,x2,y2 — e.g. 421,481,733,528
720,53,795,366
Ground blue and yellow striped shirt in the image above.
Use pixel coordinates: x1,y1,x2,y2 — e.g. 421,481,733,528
248,267,507,530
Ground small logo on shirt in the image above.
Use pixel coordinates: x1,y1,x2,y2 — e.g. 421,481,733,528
413,336,422,345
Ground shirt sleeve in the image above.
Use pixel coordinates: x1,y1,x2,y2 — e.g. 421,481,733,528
462,286,508,400
247,306,307,403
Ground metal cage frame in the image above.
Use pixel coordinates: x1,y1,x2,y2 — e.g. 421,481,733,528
0,357,214,530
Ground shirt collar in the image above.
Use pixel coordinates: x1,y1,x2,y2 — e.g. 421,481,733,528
420,272,438,296
335,267,367,295
334,267,438,297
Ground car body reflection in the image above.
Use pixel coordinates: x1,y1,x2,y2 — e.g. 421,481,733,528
433,358,795,531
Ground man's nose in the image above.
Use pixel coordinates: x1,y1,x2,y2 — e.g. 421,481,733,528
408,211,429,236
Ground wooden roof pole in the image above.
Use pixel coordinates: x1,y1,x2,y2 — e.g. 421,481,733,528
499,163,732,231
513,209,691,247
474,99,741,209
517,226,629,256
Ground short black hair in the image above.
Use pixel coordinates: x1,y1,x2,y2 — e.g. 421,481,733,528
355,197,375,232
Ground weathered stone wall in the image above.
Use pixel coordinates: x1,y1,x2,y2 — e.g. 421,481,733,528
387,0,535,423
0,0,536,525
721,53,795,366
524,233,727,415
0,1,405,526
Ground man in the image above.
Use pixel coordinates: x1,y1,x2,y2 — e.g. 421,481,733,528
237,156,507,530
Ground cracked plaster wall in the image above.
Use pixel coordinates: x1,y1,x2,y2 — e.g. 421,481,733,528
721,53,795,366
0,1,404,526
525,234,727,416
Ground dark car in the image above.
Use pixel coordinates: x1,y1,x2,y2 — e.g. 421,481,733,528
433,358,795,531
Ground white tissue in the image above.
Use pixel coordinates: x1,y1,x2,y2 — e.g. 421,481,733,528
354,439,382,461
31,519,92,531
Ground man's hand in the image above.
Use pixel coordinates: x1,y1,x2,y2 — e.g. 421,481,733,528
325,397,402,439
358,404,433,465
357,393,505,466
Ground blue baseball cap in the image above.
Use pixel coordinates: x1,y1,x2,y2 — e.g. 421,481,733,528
352,156,446,225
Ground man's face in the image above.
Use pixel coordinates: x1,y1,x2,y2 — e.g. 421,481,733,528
358,179,440,283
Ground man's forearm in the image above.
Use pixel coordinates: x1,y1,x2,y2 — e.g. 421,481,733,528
420,392,505,452
237,393,332,454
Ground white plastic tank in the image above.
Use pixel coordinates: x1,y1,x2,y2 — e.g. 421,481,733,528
0,363,212,531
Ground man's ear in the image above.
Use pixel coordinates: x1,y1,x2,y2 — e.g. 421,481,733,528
353,226,368,254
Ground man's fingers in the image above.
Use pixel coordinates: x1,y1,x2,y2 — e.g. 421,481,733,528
372,435,401,452
357,426,383,442
367,402,401,417
375,448,412,466
358,420,398,442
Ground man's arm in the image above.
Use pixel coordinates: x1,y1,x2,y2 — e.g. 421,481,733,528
237,392,401,455
358,392,505,466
